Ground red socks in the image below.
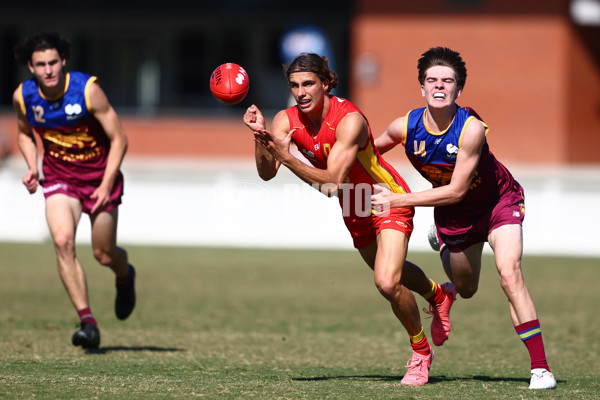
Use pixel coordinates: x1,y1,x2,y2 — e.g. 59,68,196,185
410,327,431,355
77,307,97,327
515,319,550,370
424,281,445,305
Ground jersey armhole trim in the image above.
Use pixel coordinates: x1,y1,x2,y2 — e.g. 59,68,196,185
16,83,26,116
84,76,98,112
402,110,411,147
458,116,490,148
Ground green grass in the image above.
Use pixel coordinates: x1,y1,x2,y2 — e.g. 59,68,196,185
0,242,598,399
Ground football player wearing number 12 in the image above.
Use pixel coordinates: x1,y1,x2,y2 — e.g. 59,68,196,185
243,53,456,385
13,32,136,350
371,47,556,390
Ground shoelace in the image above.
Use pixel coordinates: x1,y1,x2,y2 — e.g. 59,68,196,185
532,370,549,378
406,354,427,369
422,303,438,319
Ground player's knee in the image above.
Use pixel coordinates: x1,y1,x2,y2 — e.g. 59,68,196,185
456,283,478,299
374,276,399,301
93,247,113,266
498,266,523,292
52,233,75,256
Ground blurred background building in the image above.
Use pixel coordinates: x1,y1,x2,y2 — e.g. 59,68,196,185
0,0,598,164
0,0,599,254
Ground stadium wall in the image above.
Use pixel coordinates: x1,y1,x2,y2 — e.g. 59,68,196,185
1,155,599,258
350,5,600,165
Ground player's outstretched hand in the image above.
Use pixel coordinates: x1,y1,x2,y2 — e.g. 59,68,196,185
253,128,295,162
243,104,266,132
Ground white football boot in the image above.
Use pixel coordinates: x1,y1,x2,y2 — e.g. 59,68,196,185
529,368,557,389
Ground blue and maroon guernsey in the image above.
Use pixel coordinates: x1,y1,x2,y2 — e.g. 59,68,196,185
16,71,117,184
404,105,519,235
286,95,411,218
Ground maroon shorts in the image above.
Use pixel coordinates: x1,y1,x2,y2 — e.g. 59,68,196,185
40,175,124,214
343,207,415,249
438,185,525,253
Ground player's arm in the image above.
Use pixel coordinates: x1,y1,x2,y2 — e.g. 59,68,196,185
373,119,485,208
87,81,128,213
374,116,406,155
13,88,39,194
259,111,366,196
243,104,282,181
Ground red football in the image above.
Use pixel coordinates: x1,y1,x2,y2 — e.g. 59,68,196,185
209,63,249,105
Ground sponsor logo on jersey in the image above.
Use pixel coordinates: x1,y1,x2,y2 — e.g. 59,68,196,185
65,103,83,120
446,143,458,159
446,144,458,154
301,148,315,159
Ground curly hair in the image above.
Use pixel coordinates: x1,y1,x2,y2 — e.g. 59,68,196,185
14,32,71,65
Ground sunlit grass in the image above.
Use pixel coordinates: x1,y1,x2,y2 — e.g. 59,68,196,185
1,242,598,399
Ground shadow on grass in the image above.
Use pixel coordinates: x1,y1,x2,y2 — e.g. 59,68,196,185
294,374,402,382
85,346,186,354
293,374,548,385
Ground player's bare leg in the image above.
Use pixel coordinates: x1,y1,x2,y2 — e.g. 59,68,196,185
45,194,88,311
46,194,99,348
359,230,434,385
446,243,485,299
90,208,128,278
488,224,536,324
91,207,136,320
360,230,420,333
488,224,556,389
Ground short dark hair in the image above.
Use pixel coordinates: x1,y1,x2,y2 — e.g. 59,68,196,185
417,47,467,88
14,32,71,65
285,52,338,92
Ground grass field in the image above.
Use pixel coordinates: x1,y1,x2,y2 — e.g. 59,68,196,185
0,242,598,399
